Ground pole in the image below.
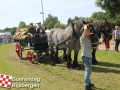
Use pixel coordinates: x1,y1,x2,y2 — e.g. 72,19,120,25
40,0,45,29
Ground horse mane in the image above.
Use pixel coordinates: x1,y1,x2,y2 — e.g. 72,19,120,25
72,20,84,30
91,22,105,35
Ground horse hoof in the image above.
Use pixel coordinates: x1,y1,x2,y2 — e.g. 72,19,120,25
67,64,73,69
56,60,61,64
92,62,98,65
92,60,98,65
75,66,81,70
63,55,67,62
51,62,56,66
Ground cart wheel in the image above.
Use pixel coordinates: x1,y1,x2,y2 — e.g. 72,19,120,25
27,51,34,64
16,43,22,59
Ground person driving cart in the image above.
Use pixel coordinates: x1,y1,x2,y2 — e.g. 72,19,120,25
28,23,36,46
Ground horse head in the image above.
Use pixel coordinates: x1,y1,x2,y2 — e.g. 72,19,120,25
103,19,112,40
69,20,94,40
80,20,94,34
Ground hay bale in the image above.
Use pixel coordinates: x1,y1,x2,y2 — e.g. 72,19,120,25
14,28,28,40
13,35,17,39
21,35,28,39
20,31,28,36
18,35,21,39
15,32,21,36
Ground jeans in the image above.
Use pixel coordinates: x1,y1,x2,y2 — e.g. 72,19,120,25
82,57,92,86
28,36,34,46
115,39,120,51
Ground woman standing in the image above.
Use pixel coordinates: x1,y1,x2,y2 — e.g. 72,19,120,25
114,26,120,52
104,37,110,51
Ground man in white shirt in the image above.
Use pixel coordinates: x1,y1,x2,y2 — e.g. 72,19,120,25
114,26,120,52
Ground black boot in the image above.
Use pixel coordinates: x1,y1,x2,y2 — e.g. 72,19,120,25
89,83,94,87
92,59,98,65
84,85,93,90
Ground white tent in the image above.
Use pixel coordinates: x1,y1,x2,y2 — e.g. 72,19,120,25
0,33,5,36
5,32,11,35
45,29,50,33
0,32,11,36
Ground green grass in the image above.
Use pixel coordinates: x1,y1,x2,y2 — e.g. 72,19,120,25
0,44,120,90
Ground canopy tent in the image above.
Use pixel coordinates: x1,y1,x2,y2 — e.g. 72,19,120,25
0,32,11,36
5,32,11,35
45,29,50,33
0,33,5,36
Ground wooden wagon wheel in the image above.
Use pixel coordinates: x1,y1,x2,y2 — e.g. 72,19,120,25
16,43,22,59
27,51,34,64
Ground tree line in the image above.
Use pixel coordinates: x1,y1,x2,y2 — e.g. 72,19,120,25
0,0,119,35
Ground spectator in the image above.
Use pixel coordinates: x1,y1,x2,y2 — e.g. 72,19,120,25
104,34,110,51
2,35,6,44
114,26,120,52
36,22,46,37
0,36,2,44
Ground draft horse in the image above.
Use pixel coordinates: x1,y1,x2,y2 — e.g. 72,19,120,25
90,20,112,64
47,20,93,69
62,20,112,65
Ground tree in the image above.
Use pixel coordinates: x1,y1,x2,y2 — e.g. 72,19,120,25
67,18,72,25
95,0,120,27
9,27,17,35
44,14,59,29
89,11,106,22
54,22,66,29
95,0,120,15
74,16,79,20
78,17,86,20
18,21,26,29
4,28,10,32
26,25,37,29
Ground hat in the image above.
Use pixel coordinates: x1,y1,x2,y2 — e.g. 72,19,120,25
115,26,118,28
37,22,41,24
30,23,33,25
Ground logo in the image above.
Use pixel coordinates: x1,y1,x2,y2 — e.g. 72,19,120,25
0,74,12,88
0,74,40,89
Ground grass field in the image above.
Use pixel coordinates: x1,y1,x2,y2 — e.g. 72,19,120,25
0,44,120,90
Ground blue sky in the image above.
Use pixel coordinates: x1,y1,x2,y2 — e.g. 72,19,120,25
0,0,104,29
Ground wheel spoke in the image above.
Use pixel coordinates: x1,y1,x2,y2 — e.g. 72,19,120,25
27,51,34,64
16,43,22,59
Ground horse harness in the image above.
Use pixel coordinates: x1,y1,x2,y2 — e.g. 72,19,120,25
55,22,80,46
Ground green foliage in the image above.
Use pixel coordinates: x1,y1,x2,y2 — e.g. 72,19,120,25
9,27,17,35
74,16,79,20
67,16,87,25
26,25,37,29
67,18,72,25
44,14,59,29
88,11,106,22
78,16,86,21
0,27,17,35
54,22,66,29
18,21,26,29
0,30,4,33
4,28,10,32
95,0,120,15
